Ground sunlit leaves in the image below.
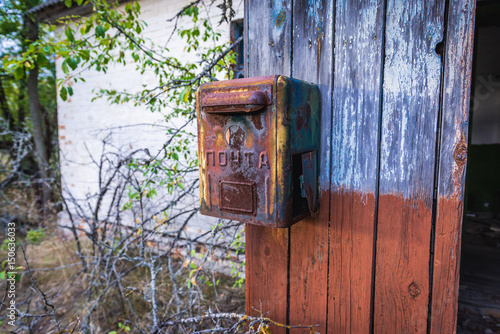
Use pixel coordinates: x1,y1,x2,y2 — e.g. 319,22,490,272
13,66,24,80
67,57,78,70
95,25,106,38
4,0,239,231
59,86,67,101
64,26,75,42
179,86,192,104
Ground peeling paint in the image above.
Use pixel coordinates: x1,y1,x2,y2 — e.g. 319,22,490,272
379,0,445,201
197,76,320,228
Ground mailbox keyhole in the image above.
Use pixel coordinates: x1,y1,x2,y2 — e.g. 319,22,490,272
292,153,309,218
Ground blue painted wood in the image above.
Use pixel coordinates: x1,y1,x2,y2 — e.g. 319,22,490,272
288,1,333,332
245,1,291,333
291,0,333,189
328,1,385,332
374,0,446,332
330,1,385,194
431,0,476,332
436,0,475,198
246,0,292,77
377,0,445,202
245,0,475,332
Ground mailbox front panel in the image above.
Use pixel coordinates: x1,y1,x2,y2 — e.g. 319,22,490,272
197,75,320,228
197,76,278,226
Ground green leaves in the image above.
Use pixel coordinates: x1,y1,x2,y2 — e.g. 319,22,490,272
64,27,75,43
13,66,24,80
95,25,106,38
125,3,132,14
133,1,140,12
179,86,192,103
67,57,78,70
37,53,47,67
59,86,73,101
59,86,67,101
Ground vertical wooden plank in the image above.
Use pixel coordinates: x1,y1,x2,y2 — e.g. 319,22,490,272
328,1,385,333
245,226,289,330
246,0,292,77
243,0,249,78
374,0,446,333
288,1,333,333
430,0,476,333
245,1,291,333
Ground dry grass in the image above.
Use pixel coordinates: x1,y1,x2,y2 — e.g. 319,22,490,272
0,228,245,333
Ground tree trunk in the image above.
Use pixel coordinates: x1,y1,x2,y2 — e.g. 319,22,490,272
0,77,15,130
26,13,51,218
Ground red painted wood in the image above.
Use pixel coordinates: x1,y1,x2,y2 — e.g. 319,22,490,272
245,224,288,334
289,195,330,334
244,1,291,333
430,0,476,332
329,190,376,333
374,0,445,332
327,1,384,332
244,0,475,332
375,195,433,333
287,0,333,332
431,197,464,333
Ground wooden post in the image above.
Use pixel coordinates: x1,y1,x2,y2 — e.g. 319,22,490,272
289,1,332,333
328,1,385,332
430,0,476,332
245,1,291,333
373,1,446,332
244,0,476,332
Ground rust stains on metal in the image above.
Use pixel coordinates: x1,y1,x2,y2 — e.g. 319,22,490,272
197,75,320,228
202,90,268,114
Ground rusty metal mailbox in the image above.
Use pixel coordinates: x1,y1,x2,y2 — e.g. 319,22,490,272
196,75,320,228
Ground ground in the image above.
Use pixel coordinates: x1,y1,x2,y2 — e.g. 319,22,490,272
457,214,500,334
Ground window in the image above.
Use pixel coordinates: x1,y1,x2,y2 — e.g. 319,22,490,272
230,20,244,78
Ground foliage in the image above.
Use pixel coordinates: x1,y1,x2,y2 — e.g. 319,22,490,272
0,0,58,221
26,227,45,243
0,0,256,333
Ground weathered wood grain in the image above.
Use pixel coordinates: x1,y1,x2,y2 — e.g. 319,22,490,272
245,1,292,333
374,0,446,332
246,0,292,77
245,0,475,332
328,1,385,333
329,191,377,333
288,1,333,332
245,225,289,334
430,0,476,333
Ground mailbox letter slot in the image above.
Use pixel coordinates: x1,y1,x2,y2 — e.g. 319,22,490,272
202,90,268,114
197,75,320,228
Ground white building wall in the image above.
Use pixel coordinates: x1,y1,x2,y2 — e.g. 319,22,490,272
56,0,244,240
